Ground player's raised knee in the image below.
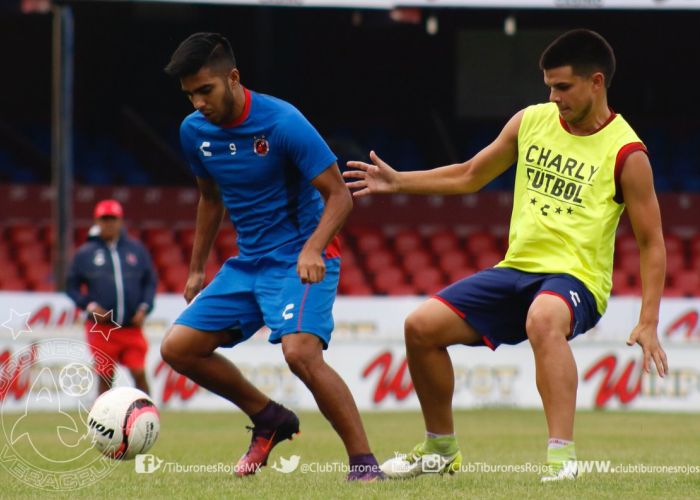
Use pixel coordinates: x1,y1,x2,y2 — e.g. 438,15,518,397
404,311,437,349
526,308,568,346
160,327,190,371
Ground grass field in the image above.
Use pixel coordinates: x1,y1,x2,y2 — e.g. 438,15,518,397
1,409,699,499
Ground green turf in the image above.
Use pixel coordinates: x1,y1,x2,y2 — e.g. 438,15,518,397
1,409,699,499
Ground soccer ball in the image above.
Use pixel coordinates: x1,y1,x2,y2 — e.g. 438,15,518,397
86,387,160,460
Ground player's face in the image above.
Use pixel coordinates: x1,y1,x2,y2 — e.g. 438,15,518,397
544,66,599,125
96,216,122,242
180,66,237,125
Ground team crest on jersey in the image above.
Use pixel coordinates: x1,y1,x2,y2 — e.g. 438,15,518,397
253,136,270,156
126,252,138,266
93,250,105,267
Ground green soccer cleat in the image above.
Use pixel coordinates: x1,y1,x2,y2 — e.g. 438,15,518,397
540,459,578,482
380,441,462,479
540,443,578,483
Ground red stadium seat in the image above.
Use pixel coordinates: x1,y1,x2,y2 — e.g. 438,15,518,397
365,249,396,273
666,252,686,275
411,267,445,295
341,282,374,295
74,226,91,244
15,243,48,268
429,230,459,254
446,266,476,283
0,277,29,291
144,227,176,250
401,249,432,273
393,229,423,255
7,224,38,247
618,252,641,275
374,267,407,294
466,231,497,255
339,266,369,294
163,264,189,292
386,283,419,296
616,233,638,255
355,232,386,255
154,247,184,270
674,270,700,296
664,234,684,254
438,250,470,273
475,251,502,270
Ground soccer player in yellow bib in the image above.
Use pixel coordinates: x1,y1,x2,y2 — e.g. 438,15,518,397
344,29,668,482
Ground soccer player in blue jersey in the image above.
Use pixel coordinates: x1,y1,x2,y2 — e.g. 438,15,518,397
160,33,382,481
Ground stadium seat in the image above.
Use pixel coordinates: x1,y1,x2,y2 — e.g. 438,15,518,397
411,267,445,295
143,227,176,250
154,247,184,270
373,267,407,294
429,230,460,254
666,252,686,275
674,270,700,296
386,283,419,296
163,264,189,291
393,229,423,255
365,249,396,273
466,231,497,255
616,233,638,255
8,224,38,247
339,266,370,294
618,252,641,275
475,251,502,270
438,250,470,274
664,234,684,254
401,249,432,273
355,232,386,255
446,266,476,283
15,243,47,268
0,277,29,291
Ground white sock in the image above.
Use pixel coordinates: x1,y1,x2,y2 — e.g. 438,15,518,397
548,438,574,449
426,432,455,439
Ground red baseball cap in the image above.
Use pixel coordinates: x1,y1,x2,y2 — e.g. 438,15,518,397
93,199,124,219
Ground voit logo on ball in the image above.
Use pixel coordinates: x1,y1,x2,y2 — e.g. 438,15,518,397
0,339,127,491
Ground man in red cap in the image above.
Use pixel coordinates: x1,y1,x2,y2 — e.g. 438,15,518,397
66,199,158,395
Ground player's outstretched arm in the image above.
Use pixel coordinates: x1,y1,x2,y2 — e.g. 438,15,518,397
185,176,225,303
621,150,668,377
344,110,523,197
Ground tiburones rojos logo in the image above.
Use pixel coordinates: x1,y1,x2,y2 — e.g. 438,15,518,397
0,339,122,491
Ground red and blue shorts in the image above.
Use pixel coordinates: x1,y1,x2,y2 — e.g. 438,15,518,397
435,267,601,349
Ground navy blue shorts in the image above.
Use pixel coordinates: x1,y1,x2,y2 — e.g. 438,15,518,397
435,267,600,349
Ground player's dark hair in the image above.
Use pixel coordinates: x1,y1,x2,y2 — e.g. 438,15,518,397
539,29,616,88
164,32,236,79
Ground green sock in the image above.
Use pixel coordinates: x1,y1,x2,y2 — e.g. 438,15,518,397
423,435,459,456
546,443,576,472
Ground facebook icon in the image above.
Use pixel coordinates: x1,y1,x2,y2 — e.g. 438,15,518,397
135,454,164,474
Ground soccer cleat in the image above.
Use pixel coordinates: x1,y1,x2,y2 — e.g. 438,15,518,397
380,441,462,479
234,408,300,477
540,459,578,483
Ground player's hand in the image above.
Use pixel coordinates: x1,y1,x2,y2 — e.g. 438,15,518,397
184,272,206,304
87,302,111,324
131,309,147,328
344,150,400,197
627,322,668,377
297,248,325,284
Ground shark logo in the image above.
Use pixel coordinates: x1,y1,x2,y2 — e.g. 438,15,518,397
270,455,301,474
0,339,122,491
9,366,94,463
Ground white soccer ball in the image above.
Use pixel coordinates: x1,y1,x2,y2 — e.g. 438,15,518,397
86,387,160,460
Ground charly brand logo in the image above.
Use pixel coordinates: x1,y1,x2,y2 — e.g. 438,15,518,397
0,339,121,491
